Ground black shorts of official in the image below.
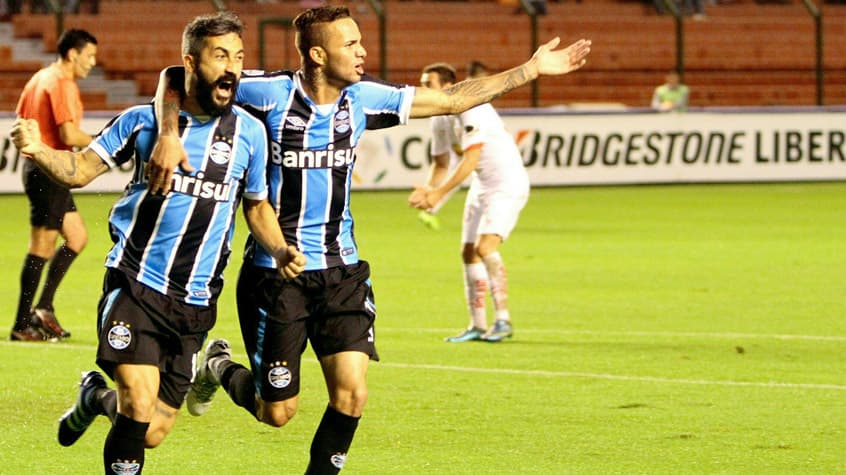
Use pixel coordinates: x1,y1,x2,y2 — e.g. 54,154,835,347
236,260,379,402
95,268,217,409
22,162,77,229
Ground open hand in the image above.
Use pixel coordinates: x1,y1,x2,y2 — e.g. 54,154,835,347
532,37,592,76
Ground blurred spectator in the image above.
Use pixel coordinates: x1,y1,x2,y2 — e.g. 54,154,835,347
652,0,705,19
467,60,491,79
651,70,689,112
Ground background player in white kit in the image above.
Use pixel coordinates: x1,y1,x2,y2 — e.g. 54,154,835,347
415,60,491,231
409,62,529,343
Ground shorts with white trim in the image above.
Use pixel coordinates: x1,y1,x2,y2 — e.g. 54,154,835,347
236,261,378,402
95,269,216,408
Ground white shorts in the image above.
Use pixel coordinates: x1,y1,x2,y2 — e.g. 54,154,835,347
461,184,528,244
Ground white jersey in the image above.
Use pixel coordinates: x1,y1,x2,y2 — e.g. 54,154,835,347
429,114,462,169
430,103,529,196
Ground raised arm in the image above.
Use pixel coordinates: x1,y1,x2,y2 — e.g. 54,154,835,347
242,198,306,280
11,118,108,188
148,65,192,195
409,37,591,118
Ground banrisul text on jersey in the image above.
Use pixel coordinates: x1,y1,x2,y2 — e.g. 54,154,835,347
237,69,414,271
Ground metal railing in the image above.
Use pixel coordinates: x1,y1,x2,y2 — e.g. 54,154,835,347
801,0,823,105
519,0,545,107
257,17,292,71
365,0,387,80
660,0,822,105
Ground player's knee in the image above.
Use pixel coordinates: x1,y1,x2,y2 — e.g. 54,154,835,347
69,236,87,253
65,231,88,252
143,404,178,448
117,397,157,421
143,427,170,448
259,399,298,427
475,242,496,258
331,385,368,417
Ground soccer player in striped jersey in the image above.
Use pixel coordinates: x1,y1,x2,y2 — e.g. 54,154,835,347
149,6,590,474
411,62,529,344
11,12,305,475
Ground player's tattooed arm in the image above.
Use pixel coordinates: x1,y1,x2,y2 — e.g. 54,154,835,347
28,149,108,187
410,37,591,118
149,65,192,195
10,118,107,188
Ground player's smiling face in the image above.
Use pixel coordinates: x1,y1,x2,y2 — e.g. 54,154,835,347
192,32,244,116
320,17,366,87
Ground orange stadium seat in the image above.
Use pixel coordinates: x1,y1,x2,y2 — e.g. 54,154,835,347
1,0,846,111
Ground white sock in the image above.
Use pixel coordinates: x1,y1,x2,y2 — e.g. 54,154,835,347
463,262,488,330
482,252,510,322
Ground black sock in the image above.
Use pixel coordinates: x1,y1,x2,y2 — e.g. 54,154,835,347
221,363,257,418
36,245,78,310
15,254,46,329
93,388,117,423
103,414,148,475
306,405,360,475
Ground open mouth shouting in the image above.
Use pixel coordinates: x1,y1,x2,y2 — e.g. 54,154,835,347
215,74,237,102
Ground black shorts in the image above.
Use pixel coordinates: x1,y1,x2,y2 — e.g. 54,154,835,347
95,269,217,408
236,261,379,402
23,163,77,229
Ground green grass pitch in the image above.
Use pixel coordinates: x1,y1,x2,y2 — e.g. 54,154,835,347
0,183,844,474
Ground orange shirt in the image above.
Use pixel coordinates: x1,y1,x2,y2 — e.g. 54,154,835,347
15,63,84,151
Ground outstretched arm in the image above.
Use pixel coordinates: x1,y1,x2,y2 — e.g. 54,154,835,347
11,118,108,188
409,37,591,118
242,198,306,280
149,65,193,195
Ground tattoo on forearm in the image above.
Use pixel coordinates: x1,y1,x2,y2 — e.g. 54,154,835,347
32,149,78,179
444,64,532,111
161,100,181,134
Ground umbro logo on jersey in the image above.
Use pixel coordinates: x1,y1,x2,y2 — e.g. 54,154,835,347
285,116,307,131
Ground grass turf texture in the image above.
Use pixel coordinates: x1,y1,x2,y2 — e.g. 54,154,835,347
0,183,844,474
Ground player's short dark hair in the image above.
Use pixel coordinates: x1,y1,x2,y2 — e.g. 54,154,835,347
422,62,457,85
182,11,244,59
57,29,97,59
467,60,490,79
293,5,352,65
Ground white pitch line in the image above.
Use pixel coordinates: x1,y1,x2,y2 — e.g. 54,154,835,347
379,328,846,342
378,361,846,391
3,340,843,391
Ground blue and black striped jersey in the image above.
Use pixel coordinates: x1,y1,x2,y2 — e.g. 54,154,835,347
237,70,414,271
88,104,269,306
